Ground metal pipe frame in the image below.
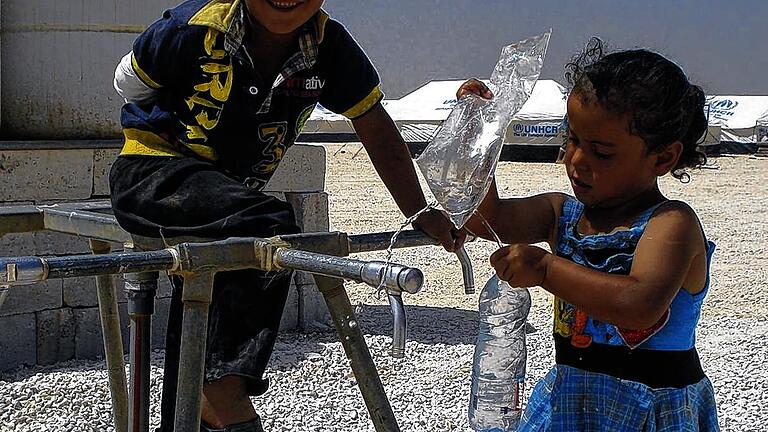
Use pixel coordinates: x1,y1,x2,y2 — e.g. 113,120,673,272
0,204,476,432
0,238,423,432
124,269,158,432
173,271,214,432
89,240,128,432
313,275,400,432
0,240,431,293
273,248,424,295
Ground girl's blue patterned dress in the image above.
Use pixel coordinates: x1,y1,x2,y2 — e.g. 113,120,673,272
518,196,719,431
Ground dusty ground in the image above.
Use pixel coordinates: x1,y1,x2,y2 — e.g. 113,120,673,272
323,143,768,430
1,145,765,431
325,143,768,321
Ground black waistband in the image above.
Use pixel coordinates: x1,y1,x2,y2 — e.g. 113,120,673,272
554,334,705,389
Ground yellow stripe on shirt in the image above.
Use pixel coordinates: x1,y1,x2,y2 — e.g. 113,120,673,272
186,143,219,161
188,0,240,33
131,53,162,89
315,10,329,43
120,129,183,157
342,86,384,119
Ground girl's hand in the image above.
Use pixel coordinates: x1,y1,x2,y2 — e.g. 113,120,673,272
456,78,493,100
490,244,552,288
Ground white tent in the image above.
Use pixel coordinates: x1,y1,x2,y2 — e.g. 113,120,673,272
300,79,568,145
706,95,768,152
699,125,722,150
301,82,768,156
299,103,353,135
504,80,567,146
756,111,768,143
386,79,568,145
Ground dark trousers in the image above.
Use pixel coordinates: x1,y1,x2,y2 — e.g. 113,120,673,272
109,156,300,431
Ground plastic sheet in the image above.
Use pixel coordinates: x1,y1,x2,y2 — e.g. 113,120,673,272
416,30,552,228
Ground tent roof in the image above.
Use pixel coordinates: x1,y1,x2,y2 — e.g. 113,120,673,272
385,79,567,123
302,79,567,134
706,95,768,129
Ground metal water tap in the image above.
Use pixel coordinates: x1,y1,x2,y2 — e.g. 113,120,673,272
342,229,477,358
385,244,476,358
358,261,423,359
455,245,475,294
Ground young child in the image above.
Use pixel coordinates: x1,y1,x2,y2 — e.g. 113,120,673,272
111,1,461,431
460,39,719,430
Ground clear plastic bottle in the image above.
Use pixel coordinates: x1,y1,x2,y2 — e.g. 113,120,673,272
468,274,531,432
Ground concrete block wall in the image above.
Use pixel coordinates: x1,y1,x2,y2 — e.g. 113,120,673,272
0,143,330,371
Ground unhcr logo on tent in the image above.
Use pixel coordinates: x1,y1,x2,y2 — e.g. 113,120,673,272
512,123,560,137
711,99,738,110
709,99,738,120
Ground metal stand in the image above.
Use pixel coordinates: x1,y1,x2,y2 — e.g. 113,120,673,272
174,271,214,432
90,240,128,432
313,275,400,432
0,204,477,432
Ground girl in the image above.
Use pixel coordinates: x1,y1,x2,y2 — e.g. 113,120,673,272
461,39,719,431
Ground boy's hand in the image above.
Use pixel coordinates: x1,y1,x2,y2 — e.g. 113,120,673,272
413,209,466,253
490,244,552,287
456,78,493,100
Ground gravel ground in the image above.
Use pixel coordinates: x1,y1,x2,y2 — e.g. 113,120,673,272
1,146,766,431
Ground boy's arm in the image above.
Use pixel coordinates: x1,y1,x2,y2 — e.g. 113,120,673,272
498,201,706,330
114,52,159,106
351,102,461,251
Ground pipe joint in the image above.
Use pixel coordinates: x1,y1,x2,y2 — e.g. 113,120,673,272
0,256,48,285
360,262,424,295
126,289,155,316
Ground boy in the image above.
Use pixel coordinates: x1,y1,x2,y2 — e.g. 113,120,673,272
112,0,462,430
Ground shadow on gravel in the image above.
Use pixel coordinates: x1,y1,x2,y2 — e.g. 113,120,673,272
355,304,480,345
267,305,481,370
0,306,537,378
270,303,541,370
0,353,165,383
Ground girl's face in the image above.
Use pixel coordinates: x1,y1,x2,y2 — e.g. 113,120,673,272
246,0,324,35
563,93,661,208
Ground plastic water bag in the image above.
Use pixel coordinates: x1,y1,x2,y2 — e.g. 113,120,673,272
416,30,551,228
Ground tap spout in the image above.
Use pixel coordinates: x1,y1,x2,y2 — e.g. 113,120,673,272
388,294,406,358
456,246,475,294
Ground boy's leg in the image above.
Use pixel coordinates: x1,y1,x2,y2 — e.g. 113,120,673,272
159,269,293,431
201,269,294,424
201,377,258,427
110,156,300,431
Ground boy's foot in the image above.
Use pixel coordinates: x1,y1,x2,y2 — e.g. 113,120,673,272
200,416,264,432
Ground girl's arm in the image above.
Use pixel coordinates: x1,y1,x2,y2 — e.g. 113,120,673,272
456,78,564,246
464,180,565,246
493,201,707,330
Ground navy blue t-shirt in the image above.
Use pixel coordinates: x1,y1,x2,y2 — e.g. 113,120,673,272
120,0,382,188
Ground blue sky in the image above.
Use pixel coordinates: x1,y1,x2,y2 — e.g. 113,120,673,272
326,0,767,98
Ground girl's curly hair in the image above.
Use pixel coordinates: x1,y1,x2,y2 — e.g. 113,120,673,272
565,38,707,180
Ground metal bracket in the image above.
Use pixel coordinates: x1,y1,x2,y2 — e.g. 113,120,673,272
256,236,292,272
